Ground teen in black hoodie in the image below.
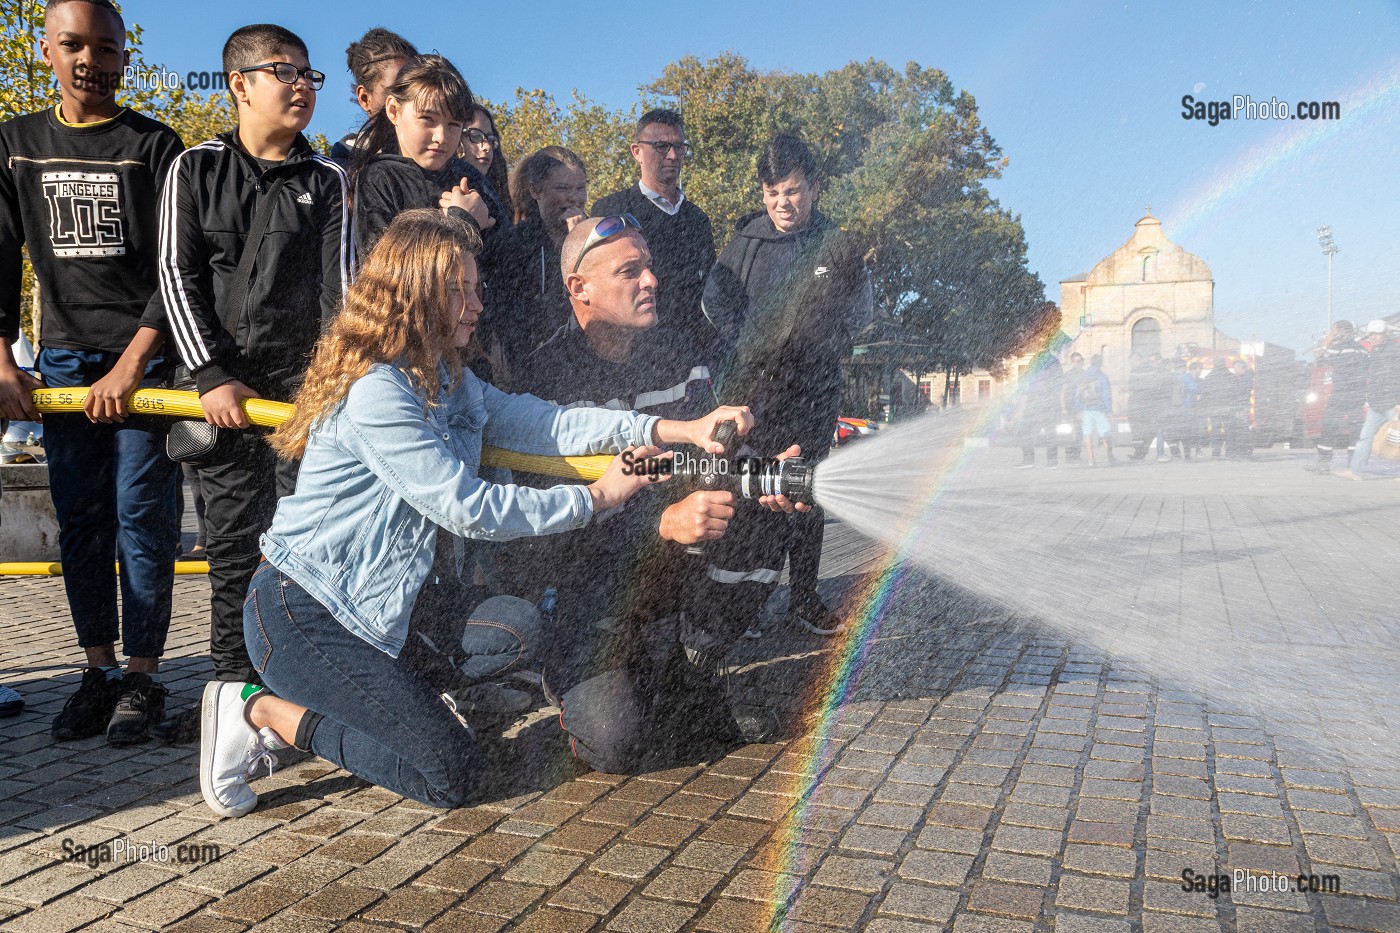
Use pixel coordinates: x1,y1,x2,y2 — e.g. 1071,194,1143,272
701,135,872,638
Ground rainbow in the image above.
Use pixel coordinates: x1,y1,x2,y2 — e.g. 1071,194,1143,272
1166,60,1400,243
756,347,1060,924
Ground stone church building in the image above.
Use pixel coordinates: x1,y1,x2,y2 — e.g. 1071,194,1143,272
1060,209,1238,409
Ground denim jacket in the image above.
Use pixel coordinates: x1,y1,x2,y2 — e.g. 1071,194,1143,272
261,362,660,656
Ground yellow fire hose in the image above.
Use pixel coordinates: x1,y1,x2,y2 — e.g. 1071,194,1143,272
1,387,615,576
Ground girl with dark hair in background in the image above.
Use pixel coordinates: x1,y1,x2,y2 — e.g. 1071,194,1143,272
349,55,503,259
480,146,587,381
460,103,513,224
330,27,417,162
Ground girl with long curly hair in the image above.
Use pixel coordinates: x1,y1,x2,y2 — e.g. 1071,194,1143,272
198,209,754,816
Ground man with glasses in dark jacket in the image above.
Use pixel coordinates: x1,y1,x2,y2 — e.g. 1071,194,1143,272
592,109,716,360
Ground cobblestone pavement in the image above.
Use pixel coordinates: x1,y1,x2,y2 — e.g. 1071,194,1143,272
1,448,1398,931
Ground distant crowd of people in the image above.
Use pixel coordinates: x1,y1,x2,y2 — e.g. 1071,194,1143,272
0,3,874,815
1010,319,1400,473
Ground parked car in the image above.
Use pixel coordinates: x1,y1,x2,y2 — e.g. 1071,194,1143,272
834,417,880,446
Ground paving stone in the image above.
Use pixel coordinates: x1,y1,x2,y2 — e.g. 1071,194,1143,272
1220,814,1293,846
991,824,1063,857
1309,862,1396,899
502,851,585,887
692,898,771,932
699,819,770,848
838,823,908,856
578,800,654,827
1146,815,1216,845
939,782,1003,807
1055,873,1131,915
1301,834,1383,870
641,866,724,904
205,882,303,923
539,823,619,855
490,908,591,933
175,855,272,898
589,844,668,881
982,851,1052,886
113,884,213,928
547,872,633,915
1149,794,1212,820
965,878,1043,921
1141,879,1219,918
78,863,178,904
1280,769,1349,793
1233,907,1322,932
458,833,533,866
877,881,961,923
786,885,872,926
1321,896,1400,932
813,854,893,894
1062,843,1138,879
858,803,924,831
650,793,724,822
605,897,694,933
719,868,796,905
1052,911,1132,932
1221,841,1301,876
312,832,396,865
1001,802,1070,831
897,849,975,887
290,884,385,920
914,825,985,855
2,895,114,933
459,881,545,920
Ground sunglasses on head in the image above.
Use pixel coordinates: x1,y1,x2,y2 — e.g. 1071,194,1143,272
571,214,641,273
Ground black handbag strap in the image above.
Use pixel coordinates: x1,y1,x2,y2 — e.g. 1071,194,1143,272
220,176,288,339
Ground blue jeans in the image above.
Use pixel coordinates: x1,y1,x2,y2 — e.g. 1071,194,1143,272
1349,406,1396,473
37,348,178,658
244,562,536,807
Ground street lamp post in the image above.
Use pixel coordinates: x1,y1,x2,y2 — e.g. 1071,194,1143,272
1316,225,1339,334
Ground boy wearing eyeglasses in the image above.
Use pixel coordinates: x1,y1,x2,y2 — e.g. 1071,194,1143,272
149,23,350,742
592,110,716,361
0,0,185,742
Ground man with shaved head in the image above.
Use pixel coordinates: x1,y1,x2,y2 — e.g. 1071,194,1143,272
505,217,800,773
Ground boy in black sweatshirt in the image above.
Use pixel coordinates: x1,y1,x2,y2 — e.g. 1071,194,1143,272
0,0,184,743
152,23,349,740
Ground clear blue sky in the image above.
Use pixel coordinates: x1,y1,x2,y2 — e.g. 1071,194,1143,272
122,0,1399,355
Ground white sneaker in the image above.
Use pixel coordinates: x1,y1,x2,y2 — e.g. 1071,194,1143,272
200,682,285,818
